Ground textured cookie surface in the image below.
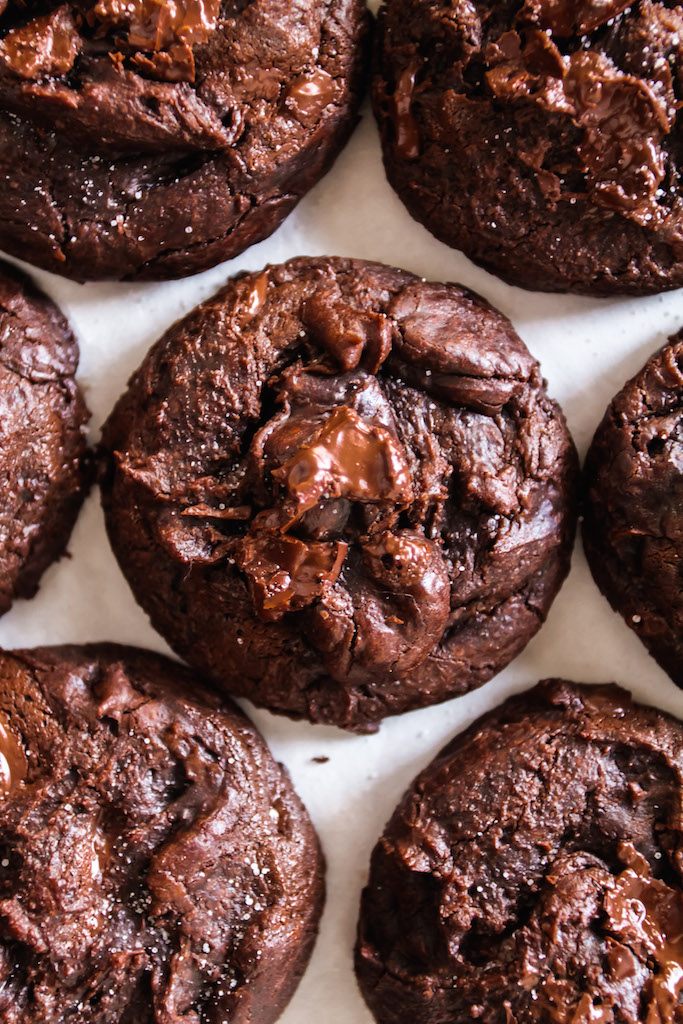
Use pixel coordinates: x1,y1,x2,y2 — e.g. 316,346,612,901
356,680,683,1023
0,261,88,614
100,256,577,731
373,0,683,295
583,331,683,687
0,644,324,1024
0,0,368,281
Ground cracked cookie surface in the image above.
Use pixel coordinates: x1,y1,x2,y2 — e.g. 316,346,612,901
0,260,89,615
372,0,683,295
99,256,577,731
0,0,369,281
583,330,683,688
0,643,324,1024
356,679,683,1024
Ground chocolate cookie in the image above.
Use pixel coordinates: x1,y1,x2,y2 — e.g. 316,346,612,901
0,1,368,281
372,0,683,296
0,260,89,615
99,256,577,731
583,332,683,688
356,679,683,1024
0,643,324,1024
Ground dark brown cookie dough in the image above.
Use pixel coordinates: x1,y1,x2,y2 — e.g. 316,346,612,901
0,643,324,1024
99,256,577,731
356,679,683,1024
0,260,89,615
583,331,683,688
372,0,683,296
0,0,368,281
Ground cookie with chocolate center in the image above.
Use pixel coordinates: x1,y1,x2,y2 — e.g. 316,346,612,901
0,0,369,280
583,330,683,688
373,0,683,295
99,256,577,731
0,643,324,1024
356,680,683,1024
0,260,89,614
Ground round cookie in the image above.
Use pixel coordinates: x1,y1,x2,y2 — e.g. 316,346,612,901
0,260,89,615
99,256,577,731
0,1,368,282
0,643,324,1024
583,331,683,688
356,679,683,1024
372,0,683,296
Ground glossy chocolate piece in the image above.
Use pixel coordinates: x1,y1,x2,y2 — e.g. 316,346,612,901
91,0,222,83
0,716,26,796
522,0,637,36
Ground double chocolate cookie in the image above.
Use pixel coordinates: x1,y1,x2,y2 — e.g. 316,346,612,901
0,644,324,1024
0,0,368,281
0,261,89,615
583,331,683,688
356,680,683,1024
373,0,683,296
99,257,577,731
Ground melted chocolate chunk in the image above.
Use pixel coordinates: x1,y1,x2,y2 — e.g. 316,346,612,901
273,406,413,512
0,716,26,796
565,50,671,221
100,257,577,731
128,0,218,49
389,64,420,160
286,68,339,122
373,0,683,295
236,533,348,621
242,271,269,323
604,843,683,1019
0,644,323,1024
520,0,635,36
583,330,683,690
356,680,683,1023
0,6,79,79
483,37,672,223
83,0,223,83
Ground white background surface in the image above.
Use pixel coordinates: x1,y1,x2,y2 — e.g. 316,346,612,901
2,46,683,1023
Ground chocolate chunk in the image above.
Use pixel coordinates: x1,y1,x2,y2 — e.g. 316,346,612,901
0,260,89,617
0,6,80,80
285,68,340,123
236,532,348,620
356,680,683,1023
520,0,636,37
99,257,578,731
92,0,222,83
0,0,370,280
583,330,683,689
389,63,420,160
373,0,683,295
0,644,324,1024
0,715,26,796
272,406,413,512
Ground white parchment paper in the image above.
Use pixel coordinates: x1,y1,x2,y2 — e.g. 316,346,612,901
1,80,682,1023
